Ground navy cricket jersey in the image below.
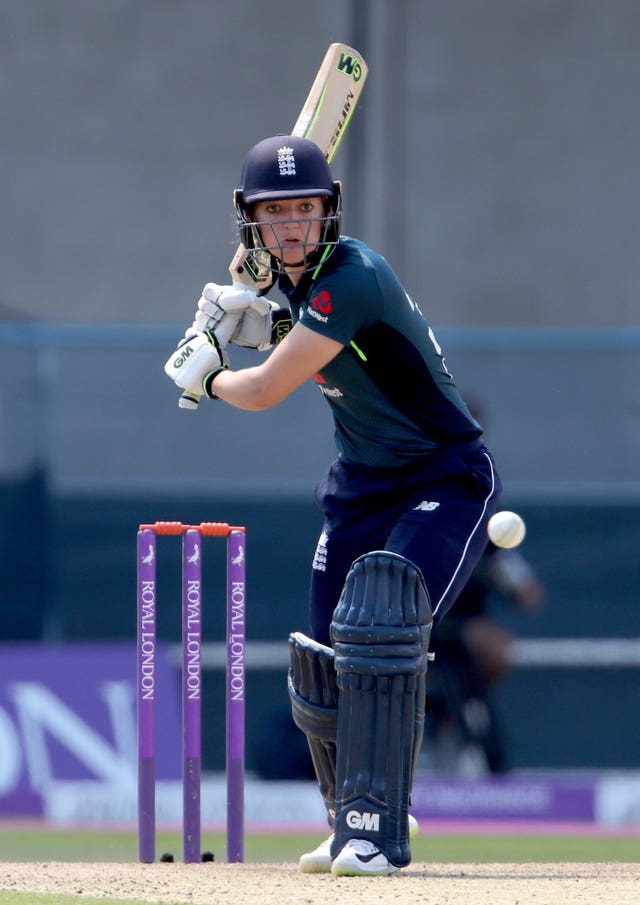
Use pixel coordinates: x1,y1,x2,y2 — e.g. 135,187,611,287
279,236,481,468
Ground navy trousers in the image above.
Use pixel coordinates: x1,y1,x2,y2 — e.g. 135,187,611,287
309,440,502,646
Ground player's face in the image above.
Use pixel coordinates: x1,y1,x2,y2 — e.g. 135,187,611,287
251,196,326,270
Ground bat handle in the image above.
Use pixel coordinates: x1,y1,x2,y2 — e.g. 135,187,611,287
179,391,200,410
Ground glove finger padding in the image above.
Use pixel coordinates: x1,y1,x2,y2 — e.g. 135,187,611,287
200,284,264,317
193,282,227,327
187,308,243,344
202,282,226,304
192,284,274,337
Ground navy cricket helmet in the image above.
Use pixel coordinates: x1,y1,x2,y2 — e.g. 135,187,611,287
234,135,342,280
237,135,339,204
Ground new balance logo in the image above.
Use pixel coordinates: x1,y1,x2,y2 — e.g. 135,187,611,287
346,810,380,832
413,501,440,511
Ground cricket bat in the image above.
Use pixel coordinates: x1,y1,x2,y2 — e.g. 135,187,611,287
179,42,368,410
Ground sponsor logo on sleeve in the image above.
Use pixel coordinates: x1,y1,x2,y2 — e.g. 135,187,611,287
307,290,332,323
313,372,343,398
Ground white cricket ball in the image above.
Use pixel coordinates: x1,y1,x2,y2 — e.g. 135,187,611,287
487,510,526,548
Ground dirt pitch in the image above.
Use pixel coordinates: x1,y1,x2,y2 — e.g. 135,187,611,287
2,861,640,904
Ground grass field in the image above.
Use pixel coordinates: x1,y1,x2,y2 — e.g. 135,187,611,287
1,825,638,863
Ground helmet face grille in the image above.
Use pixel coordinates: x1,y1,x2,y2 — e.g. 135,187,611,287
237,207,342,280
240,135,336,204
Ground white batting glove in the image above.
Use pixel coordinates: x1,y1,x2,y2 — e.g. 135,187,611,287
164,330,227,398
188,283,291,351
185,308,242,349
189,282,262,334
228,298,284,350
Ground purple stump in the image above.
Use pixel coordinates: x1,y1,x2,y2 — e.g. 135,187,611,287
137,529,157,863
226,529,246,862
182,528,202,863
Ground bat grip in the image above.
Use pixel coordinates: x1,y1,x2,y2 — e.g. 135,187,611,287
179,391,201,410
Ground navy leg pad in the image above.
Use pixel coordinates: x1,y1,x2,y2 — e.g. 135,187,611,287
288,631,338,823
330,551,432,867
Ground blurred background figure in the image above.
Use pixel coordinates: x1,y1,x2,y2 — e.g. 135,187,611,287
423,542,546,776
421,393,546,775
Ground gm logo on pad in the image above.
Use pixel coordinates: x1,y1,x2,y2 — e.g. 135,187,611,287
346,810,380,832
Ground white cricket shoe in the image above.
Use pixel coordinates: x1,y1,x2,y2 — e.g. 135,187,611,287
299,832,334,873
331,838,396,876
298,815,418,874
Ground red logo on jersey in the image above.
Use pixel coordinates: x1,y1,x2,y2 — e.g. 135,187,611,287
313,372,327,384
311,290,332,315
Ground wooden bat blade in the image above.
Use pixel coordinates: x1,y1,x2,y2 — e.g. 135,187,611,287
229,42,368,290
292,42,368,163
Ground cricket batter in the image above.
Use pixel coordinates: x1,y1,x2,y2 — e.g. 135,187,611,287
165,135,502,875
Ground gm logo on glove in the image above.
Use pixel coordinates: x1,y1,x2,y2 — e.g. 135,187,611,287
172,344,196,369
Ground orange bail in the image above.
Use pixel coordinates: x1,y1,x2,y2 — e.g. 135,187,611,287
138,521,245,536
